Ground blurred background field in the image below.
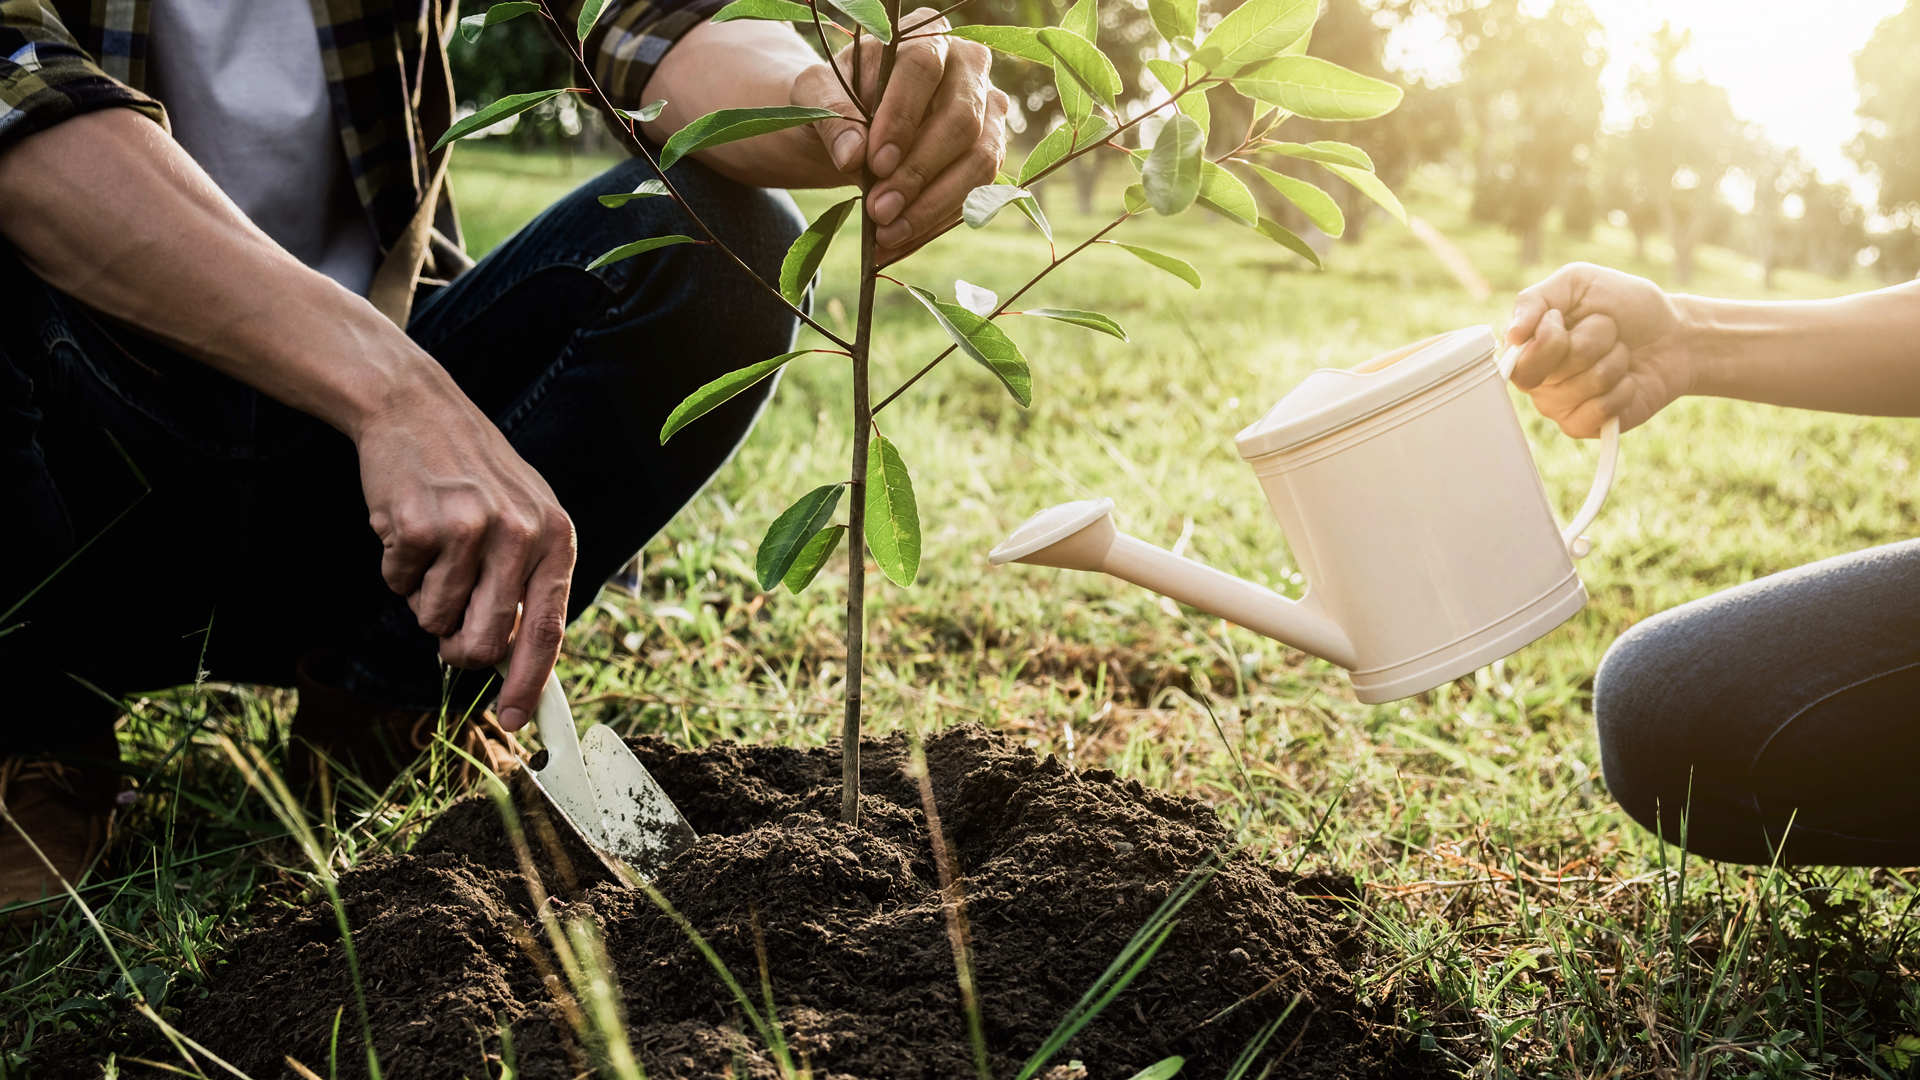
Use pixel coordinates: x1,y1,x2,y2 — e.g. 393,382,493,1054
11,0,1920,1076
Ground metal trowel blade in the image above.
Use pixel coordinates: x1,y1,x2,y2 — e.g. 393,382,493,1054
577,723,698,881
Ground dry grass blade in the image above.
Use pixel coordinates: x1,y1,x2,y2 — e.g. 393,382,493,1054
216,735,383,1080
905,734,991,1080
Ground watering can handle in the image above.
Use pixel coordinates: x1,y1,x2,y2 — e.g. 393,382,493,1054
1500,344,1622,561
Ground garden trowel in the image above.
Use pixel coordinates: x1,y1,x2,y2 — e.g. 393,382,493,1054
502,665,697,883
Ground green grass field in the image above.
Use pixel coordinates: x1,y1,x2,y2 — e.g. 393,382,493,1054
7,140,1917,1078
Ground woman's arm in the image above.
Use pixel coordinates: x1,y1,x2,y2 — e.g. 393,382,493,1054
1504,262,1920,437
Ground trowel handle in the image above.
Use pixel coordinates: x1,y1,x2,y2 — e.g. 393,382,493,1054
496,663,586,774
1498,343,1621,561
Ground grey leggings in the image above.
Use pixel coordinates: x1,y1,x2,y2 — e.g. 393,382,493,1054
1595,539,1920,866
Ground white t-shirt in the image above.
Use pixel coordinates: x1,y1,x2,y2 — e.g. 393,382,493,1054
146,0,382,296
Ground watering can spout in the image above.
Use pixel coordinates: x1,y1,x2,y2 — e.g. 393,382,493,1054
989,499,1358,670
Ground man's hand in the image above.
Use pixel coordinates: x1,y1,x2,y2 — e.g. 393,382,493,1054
1505,263,1697,437
795,12,1010,262
642,14,1009,263
356,381,576,732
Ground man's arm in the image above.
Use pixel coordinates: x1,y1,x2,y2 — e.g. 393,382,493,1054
0,108,574,731
1505,263,1920,437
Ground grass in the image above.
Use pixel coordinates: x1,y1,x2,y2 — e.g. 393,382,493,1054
6,137,1919,1078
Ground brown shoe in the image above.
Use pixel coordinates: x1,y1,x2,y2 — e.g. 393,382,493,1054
1,754,117,924
290,652,528,792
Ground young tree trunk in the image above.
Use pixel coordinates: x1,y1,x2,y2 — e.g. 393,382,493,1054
841,212,876,827
840,12,902,826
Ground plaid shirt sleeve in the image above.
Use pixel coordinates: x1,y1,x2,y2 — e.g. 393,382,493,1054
571,0,734,110
0,0,164,152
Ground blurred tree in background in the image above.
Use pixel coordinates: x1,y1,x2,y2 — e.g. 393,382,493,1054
1854,0,1920,280
1621,24,1748,285
1454,0,1604,265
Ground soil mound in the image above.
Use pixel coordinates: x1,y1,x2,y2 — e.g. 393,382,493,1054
162,726,1414,1078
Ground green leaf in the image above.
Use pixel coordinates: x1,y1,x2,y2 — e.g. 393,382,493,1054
657,106,842,171
1143,113,1204,216
780,196,857,305
1105,242,1201,288
1254,217,1321,267
1231,56,1403,121
758,484,846,590
1018,122,1075,185
51,996,113,1019
1146,58,1209,134
1124,1059,1185,1080
660,350,815,444
905,285,1032,407
1323,161,1406,223
577,0,609,40
1258,139,1373,170
1192,0,1316,76
1055,59,1092,127
1146,57,1185,97
1077,114,1118,144
711,0,817,22
963,184,1035,228
1061,0,1097,40
1197,160,1258,226
823,0,891,41
459,1,539,43
945,24,1050,62
783,525,845,592
1148,0,1196,46
1243,162,1343,235
1123,183,1149,214
1038,28,1121,109
865,436,920,587
1021,308,1128,341
434,89,567,151
614,99,669,124
598,178,670,208
586,234,698,270
1014,193,1053,242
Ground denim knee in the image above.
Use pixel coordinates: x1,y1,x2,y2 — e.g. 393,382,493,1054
1592,612,1685,840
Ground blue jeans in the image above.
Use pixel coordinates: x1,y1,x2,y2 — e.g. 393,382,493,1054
1595,539,1920,865
1,155,803,755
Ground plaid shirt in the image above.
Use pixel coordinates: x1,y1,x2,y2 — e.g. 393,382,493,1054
0,0,722,274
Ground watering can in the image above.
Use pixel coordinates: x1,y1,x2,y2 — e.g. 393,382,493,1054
989,326,1620,704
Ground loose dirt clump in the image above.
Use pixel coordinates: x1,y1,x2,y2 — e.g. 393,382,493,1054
133,726,1420,1078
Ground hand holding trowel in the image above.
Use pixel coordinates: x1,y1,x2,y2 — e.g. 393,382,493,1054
499,662,697,884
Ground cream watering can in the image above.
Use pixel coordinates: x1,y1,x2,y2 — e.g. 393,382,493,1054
989,325,1620,704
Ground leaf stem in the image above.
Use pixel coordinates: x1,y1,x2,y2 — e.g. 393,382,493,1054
871,209,1129,414
898,0,986,37
538,1,855,352
809,0,869,120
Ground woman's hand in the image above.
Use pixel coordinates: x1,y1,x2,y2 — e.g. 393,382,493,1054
1506,263,1698,437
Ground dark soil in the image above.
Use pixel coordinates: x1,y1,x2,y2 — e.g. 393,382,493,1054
64,725,1421,1079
